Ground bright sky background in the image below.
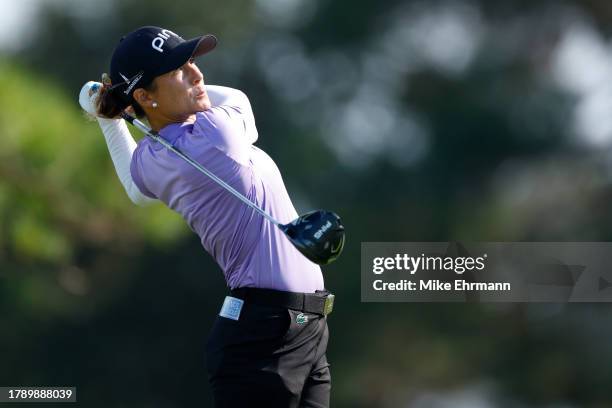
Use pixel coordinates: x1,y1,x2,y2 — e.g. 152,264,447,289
0,0,105,51
0,0,43,51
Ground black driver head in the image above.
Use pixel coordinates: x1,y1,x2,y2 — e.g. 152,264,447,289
281,210,345,265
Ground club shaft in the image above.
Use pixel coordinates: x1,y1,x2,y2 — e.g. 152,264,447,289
121,113,282,227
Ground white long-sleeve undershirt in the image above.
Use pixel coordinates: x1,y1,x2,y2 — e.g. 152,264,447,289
97,117,156,206
97,85,258,206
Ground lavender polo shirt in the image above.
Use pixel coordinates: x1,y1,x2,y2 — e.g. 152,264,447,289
129,103,324,293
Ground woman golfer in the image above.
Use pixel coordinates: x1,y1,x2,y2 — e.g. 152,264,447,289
79,26,334,408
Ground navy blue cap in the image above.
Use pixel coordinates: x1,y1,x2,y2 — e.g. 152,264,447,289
109,26,217,104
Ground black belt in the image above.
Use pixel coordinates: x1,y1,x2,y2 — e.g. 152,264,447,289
230,287,335,316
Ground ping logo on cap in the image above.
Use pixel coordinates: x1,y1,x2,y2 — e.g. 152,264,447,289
151,29,179,53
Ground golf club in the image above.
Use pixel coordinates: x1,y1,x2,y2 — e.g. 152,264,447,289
120,112,345,265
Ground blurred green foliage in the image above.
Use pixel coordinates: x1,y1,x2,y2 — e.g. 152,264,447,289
0,62,193,320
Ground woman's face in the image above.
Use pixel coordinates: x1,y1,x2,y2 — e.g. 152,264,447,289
138,58,211,124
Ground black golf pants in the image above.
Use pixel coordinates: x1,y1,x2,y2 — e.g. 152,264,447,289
205,301,331,408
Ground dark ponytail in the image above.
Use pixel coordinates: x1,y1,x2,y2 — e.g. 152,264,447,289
96,77,157,119
96,83,129,119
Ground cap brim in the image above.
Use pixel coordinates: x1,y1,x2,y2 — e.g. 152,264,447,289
156,34,218,76
191,34,217,57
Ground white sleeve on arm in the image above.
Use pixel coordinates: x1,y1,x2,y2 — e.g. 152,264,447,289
206,85,258,144
96,117,156,206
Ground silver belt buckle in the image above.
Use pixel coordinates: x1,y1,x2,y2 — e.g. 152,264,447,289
323,294,335,316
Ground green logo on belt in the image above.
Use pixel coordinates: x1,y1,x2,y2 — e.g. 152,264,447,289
296,313,309,325
324,294,335,316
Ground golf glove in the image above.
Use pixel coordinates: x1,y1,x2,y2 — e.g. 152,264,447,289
79,81,102,118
